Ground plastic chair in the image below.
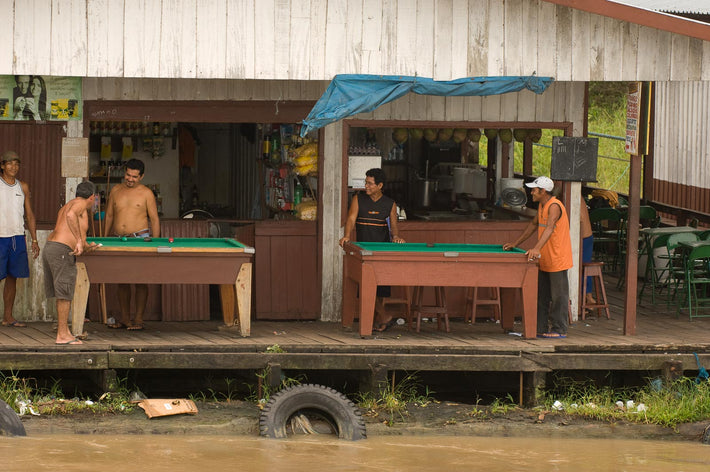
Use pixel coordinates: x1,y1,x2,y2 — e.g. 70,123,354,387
665,233,699,307
680,244,710,319
589,208,623,271
639,233,671,304
638,206,660,228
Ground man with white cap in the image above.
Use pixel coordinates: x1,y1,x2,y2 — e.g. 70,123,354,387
503,176,573,338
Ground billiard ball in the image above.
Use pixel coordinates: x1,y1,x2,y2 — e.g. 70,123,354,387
168,237,174,243
121,237,128,242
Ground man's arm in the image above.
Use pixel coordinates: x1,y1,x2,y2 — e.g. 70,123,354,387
339,195,359,247
389,202,404,243
145,187,161,237
21,181,39,258
503,212,539,251
64,200,85,255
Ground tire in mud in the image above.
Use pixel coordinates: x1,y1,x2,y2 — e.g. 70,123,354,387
0,399,26,437
259,384,366,440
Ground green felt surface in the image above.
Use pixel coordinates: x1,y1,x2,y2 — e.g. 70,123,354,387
353,242,524,254
87,237,247,250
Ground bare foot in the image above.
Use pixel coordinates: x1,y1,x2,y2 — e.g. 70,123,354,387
56,337,83,345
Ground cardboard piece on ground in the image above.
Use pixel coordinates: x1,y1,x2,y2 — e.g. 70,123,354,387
138,399,198,418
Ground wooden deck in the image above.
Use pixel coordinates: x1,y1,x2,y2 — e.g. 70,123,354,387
2,276,710,382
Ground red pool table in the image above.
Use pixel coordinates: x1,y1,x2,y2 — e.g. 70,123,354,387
342,242,538,338
72,237,254,337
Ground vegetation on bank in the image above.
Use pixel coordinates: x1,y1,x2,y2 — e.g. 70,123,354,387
541,376,710,429
0,372,135,415
3,368,709,431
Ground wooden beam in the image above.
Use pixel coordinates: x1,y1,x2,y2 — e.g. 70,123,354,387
623,154,642,335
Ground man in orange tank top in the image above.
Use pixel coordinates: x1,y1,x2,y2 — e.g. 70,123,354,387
503,176,573,338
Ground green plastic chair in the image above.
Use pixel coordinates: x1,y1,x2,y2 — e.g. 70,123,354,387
639,233,671,304
665,233,699,307
680,244,710,319
589,208,623,271
638,206,660,228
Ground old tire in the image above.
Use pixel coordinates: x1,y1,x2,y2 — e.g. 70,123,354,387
0,399,26,437
259,384,366,440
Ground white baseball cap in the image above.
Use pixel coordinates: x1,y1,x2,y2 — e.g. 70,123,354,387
525,176,554,192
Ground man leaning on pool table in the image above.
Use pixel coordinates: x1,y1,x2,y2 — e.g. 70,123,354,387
339,168,404,332
503,176,573,339
43,181,99,345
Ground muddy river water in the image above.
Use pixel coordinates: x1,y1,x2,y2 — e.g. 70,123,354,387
2,435,709,471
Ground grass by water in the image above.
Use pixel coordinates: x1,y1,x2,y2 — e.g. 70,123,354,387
542,376,710,429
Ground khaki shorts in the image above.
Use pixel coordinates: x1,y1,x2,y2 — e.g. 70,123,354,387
43,241,76,300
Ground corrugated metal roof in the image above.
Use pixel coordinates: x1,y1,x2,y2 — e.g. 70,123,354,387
614,1,710,14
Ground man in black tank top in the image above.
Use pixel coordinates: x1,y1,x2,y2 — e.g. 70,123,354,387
340,168,405,331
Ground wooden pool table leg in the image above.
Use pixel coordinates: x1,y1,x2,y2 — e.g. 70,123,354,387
71,262,90,337
235,262,252,337
219,284,235,325
220,263,252,337
359,264,377,337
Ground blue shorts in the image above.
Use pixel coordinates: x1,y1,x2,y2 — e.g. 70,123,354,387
0,236,30,280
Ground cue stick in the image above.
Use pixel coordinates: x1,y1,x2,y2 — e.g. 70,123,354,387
96,187,108,325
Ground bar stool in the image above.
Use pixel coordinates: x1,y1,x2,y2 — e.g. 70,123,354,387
581,262,610,319
375,287,411,324
464,287,501,323
411,286,449,332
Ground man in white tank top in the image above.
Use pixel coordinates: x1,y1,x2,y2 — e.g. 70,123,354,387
1,151,40,327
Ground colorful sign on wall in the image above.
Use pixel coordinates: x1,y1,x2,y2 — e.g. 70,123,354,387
0,75,82,121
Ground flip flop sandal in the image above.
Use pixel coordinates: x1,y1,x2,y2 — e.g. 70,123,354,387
1,320,27,328
108,322,128,329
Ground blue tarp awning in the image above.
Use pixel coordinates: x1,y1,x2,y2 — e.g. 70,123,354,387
300,74,554,136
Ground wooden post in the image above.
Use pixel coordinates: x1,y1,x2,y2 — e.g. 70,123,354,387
361,364,389,397
623,154,642,335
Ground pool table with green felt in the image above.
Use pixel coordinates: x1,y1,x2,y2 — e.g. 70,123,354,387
342,241,538,338
72,237,254,337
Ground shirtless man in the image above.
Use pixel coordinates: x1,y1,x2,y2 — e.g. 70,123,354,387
44,181,98,344
104,158,160,331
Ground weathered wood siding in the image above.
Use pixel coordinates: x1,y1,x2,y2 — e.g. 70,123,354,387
2,0,710,81
652,81,710,214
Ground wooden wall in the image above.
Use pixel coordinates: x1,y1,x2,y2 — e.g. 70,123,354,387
2,0,710,82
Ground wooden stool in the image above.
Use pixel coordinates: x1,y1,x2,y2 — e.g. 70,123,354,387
411,286,449,332
581,262,610,319
375,287,411,324
464,287,501,323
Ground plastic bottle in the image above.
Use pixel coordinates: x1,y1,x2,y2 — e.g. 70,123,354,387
293,179,303,206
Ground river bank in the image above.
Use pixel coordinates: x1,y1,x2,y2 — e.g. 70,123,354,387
18,400,710,442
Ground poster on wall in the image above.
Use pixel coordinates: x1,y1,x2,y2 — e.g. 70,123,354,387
0,75,82,121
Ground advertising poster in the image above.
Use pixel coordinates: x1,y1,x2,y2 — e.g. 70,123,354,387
0,75,82,121
625,82,641,155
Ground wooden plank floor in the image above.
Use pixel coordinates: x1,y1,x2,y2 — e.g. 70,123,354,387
1,276,709,357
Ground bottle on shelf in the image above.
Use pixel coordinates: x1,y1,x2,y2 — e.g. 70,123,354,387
293,179,303,206
270,127,281,165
